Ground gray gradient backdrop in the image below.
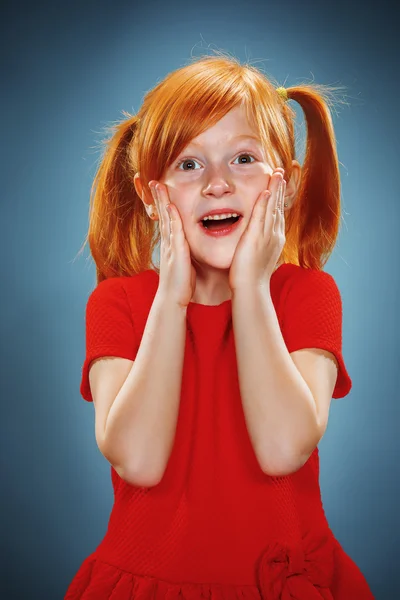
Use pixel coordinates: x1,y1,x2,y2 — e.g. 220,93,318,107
2,0,398,598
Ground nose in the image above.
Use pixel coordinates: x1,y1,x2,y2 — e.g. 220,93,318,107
202,177,233,197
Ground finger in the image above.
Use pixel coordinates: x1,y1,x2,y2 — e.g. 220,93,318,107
149,182,163,230
155,184,171,240
249,189,270,236
280,179,287,234
265,173,282,236
158,184,187,249
159,185,185,243
166,202,183,240
231,171,284,240
275,178,282,235
273,177,283,235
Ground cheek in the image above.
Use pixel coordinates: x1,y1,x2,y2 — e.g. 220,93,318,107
163,187,194,218
242,167,270,188
159,181,183,208
168,197,193,223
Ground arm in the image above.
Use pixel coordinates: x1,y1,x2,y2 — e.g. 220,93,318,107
232,284,323,477
98,289,187,486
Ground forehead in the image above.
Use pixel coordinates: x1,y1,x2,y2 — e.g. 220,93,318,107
188,133,262,148
186,105,261,147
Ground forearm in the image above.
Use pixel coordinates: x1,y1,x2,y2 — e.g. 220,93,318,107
104,290,187,485
232,284,320,476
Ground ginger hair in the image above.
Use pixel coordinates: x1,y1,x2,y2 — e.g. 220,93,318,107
77,50,346,284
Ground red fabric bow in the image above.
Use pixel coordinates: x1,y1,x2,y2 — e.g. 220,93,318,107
257,531,335,600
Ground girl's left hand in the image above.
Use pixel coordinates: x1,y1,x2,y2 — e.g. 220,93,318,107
229,168,286,292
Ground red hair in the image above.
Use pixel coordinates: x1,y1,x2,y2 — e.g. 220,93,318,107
77,51,346,284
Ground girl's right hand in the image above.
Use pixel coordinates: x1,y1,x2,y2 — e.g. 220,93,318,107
149,181,197,309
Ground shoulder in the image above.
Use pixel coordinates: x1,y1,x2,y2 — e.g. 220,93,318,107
85,278,129,321
278,263,337,285
272,264,344,331
86,269,158,308
278,264,341,302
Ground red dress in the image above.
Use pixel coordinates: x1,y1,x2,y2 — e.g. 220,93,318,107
65,264,375,599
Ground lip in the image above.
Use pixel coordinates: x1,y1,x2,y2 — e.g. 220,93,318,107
198,207,243,221
199,215,243,237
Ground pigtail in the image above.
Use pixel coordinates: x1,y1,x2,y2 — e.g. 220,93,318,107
283,86,343,270
76,56,347,280
79,112,158,284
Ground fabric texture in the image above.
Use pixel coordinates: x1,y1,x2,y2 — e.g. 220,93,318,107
282,266,352,399
66,264,374,599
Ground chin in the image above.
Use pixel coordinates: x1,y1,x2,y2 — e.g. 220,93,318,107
190,239,239,271
196,256,233,271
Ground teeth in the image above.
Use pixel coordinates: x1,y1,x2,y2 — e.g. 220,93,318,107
202,213,240,221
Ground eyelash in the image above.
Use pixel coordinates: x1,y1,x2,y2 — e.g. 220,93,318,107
175,151,257,170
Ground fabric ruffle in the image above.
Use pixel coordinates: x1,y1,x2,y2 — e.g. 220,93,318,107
64,553,261,600
65,531,335,600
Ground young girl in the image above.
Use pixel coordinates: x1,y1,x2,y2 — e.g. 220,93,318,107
65,52,375,599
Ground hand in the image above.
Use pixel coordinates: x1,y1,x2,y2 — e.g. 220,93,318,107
149,181,197,308
228,169,287,292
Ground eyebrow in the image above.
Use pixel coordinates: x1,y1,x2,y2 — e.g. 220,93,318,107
188,134,261,148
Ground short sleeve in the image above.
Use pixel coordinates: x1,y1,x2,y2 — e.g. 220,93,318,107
80,278,137,402
283,268,352,399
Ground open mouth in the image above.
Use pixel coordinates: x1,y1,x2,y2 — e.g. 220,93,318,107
199,215,243,236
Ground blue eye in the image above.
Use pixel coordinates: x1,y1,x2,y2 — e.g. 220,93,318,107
176,152,257,171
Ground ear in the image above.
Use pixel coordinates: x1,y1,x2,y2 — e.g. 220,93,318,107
284,160,302,210
133,173,154,208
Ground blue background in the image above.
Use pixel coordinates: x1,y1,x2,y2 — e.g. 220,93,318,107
2,0,398,598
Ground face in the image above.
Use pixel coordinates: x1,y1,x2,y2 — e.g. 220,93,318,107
137,105,297,274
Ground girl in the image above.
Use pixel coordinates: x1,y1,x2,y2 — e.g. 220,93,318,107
65,52,375,599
